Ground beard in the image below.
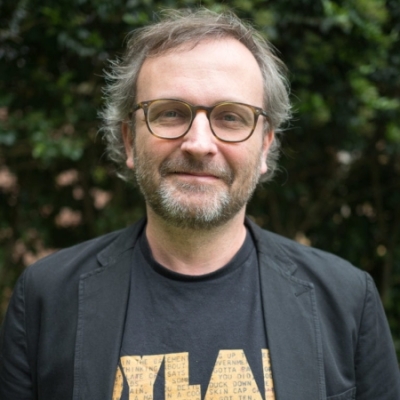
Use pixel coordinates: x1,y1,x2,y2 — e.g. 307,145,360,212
133,150,262,230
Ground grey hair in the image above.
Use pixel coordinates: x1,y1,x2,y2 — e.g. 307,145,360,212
100,8,291,182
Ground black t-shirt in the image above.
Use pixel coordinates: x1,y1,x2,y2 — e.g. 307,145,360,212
112,229,275,400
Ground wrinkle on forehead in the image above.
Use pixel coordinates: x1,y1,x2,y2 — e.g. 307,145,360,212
136,38,264,106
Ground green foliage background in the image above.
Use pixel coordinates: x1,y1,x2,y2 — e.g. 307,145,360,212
1,0,399,358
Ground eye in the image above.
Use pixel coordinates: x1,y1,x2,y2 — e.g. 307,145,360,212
211,103,254,130
212,110,249,129
219,112,243,122
148,101,191,125
158,110,183,119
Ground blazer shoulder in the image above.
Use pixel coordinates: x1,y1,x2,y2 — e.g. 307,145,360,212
248,219,367,291
22,219,145,290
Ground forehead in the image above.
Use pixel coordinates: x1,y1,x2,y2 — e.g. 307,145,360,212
136,38,264,106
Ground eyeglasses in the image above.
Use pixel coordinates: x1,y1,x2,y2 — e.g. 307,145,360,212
132,99,268,143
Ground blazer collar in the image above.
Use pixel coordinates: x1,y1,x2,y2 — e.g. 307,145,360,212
96,218,146,267
247,219,327,400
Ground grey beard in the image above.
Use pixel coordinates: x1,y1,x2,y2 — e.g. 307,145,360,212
154,181,237,230
134,154,260,230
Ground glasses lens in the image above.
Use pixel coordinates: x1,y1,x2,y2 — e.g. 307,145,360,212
147,100,192,138
210,103,254,142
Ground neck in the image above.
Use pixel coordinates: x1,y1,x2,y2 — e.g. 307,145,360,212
145,208,247,276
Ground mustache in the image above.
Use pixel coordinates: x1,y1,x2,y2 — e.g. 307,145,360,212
159,157,234,185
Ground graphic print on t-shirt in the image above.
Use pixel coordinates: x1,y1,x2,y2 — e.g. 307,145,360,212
112,349,275,400
116,229,273,399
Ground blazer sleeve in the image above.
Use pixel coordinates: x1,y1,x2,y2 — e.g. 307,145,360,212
355,273,400,399
0,271,35,399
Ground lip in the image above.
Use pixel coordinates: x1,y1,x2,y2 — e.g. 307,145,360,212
171,171,220,181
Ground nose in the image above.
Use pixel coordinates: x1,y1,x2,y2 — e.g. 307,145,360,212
180,111,218,158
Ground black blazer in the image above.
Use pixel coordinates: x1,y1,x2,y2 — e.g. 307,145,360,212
1,218,399,399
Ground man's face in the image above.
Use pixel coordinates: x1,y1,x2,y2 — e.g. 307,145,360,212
123,38,274,230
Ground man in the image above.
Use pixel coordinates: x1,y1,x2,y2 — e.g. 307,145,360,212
1,8,399,400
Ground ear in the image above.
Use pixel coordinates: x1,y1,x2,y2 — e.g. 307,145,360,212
260,130,274,175
122,121,135,170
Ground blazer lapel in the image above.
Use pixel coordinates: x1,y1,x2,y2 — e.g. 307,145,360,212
248,220,327,400
73,220,146,400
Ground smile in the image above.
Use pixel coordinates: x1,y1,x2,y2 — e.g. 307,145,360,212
171,171,220,182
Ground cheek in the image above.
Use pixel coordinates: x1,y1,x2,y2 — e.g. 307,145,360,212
135,134,181,169
231,138,265,169
219,147,257,181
